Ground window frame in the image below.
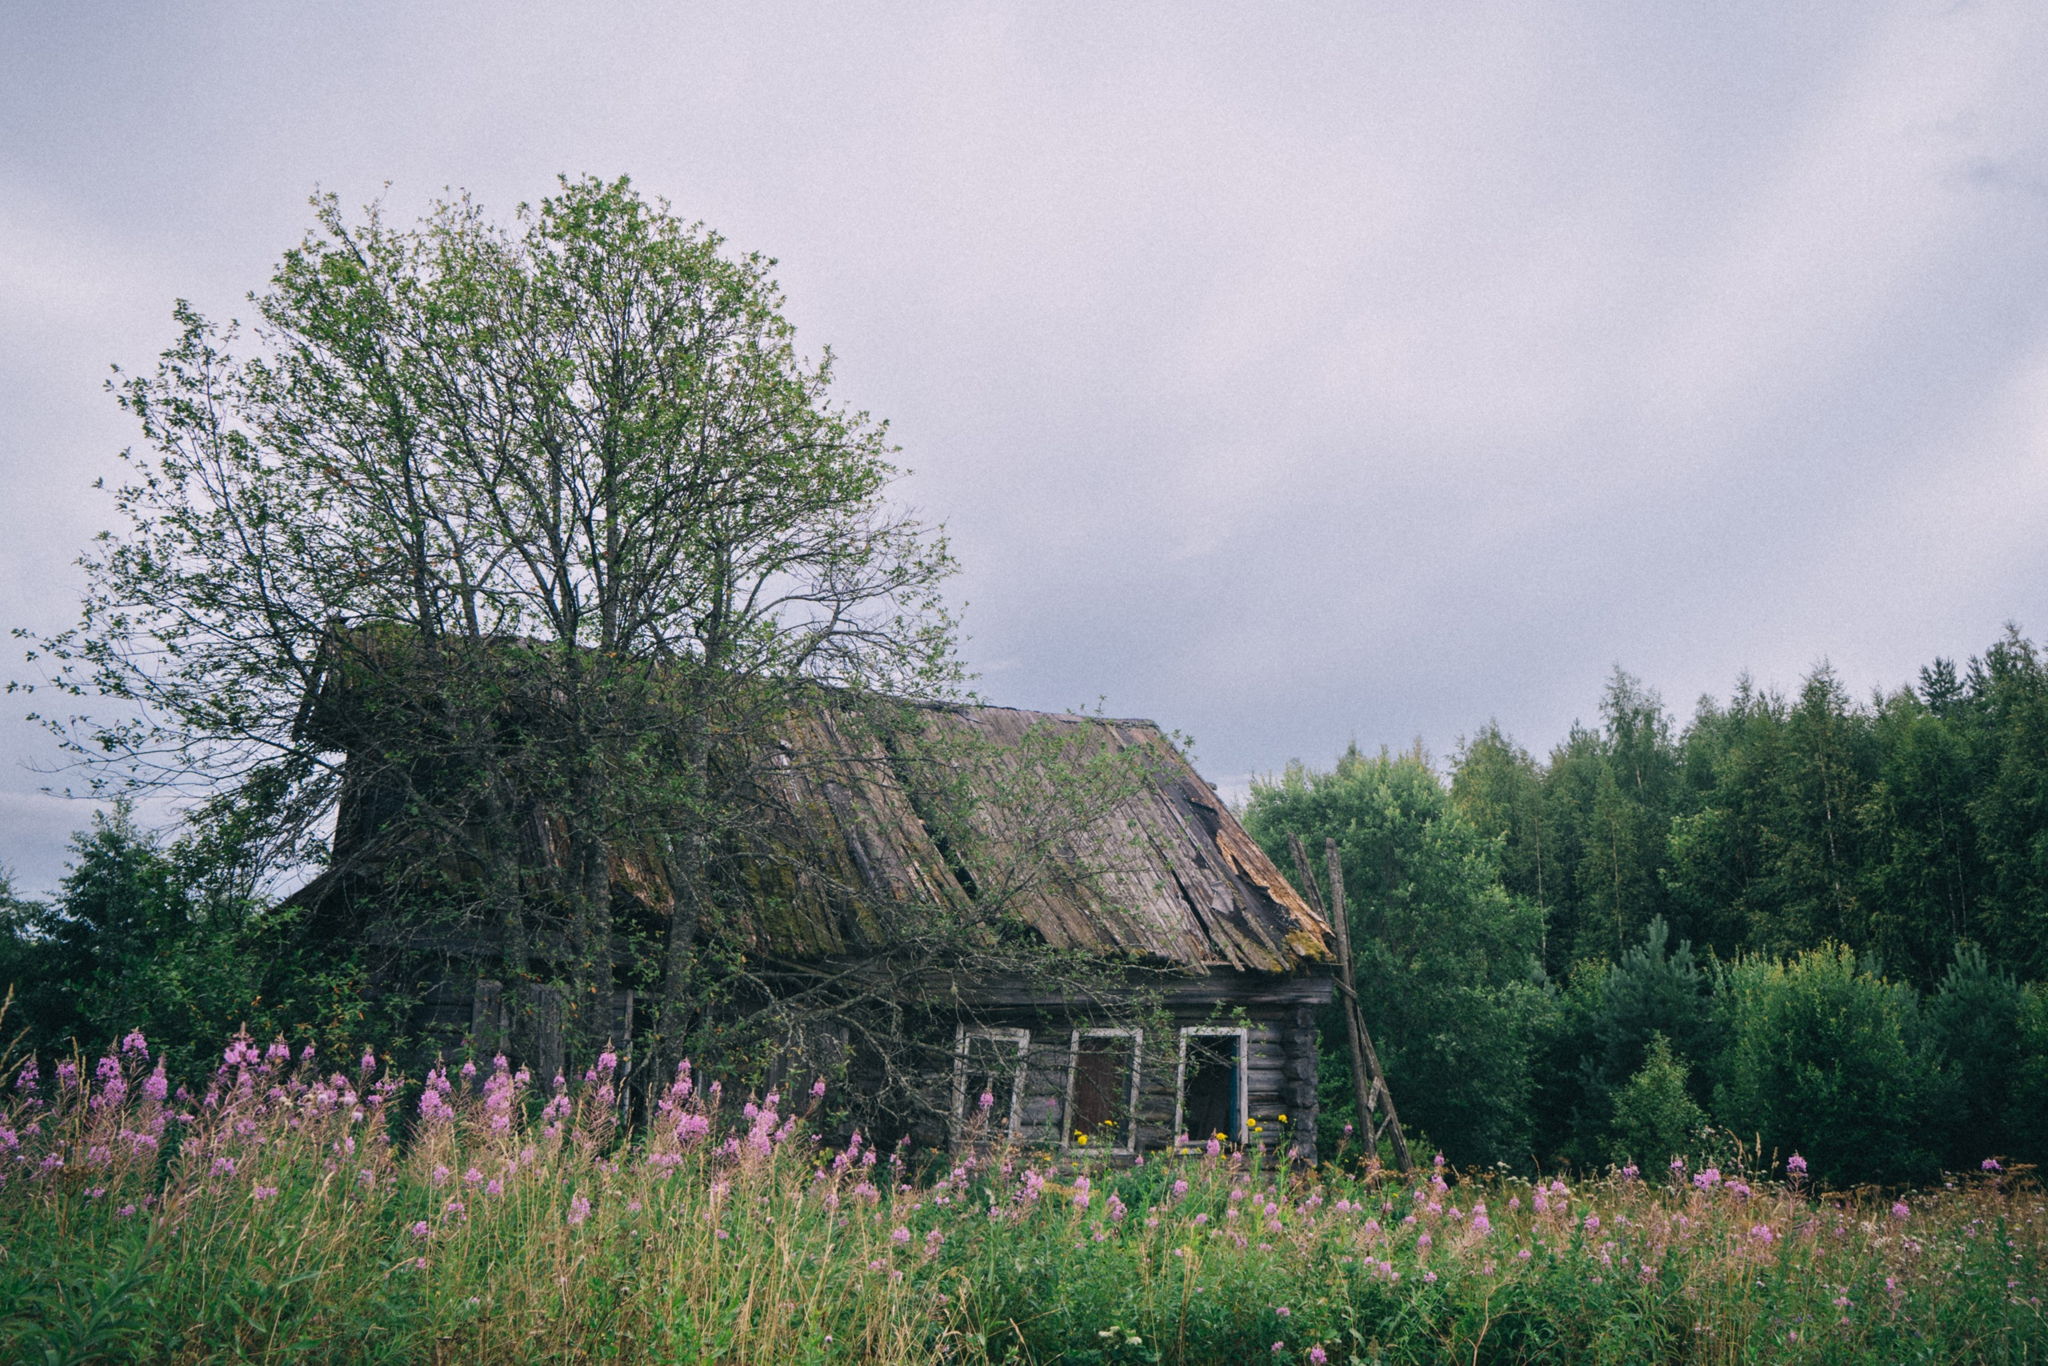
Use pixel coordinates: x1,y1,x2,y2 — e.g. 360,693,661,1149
952,1025,1030,1143
1173,1025,1250,1146
1063,1026,1142,1153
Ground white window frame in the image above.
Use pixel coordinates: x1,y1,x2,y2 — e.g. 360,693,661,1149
1063,1027,1142,1153
952,1026,1029,1143
1173,1026,1249,1146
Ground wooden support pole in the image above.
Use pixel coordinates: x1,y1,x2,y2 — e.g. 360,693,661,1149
1291,832,1377,1158
1325,837,1412,1173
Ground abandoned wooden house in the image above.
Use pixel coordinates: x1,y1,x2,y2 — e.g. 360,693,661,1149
289,649,1337,1159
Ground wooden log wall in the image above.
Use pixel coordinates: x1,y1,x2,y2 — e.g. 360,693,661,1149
963,1000,1323,1162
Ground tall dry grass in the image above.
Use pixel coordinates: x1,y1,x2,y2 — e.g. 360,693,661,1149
2,1032,2043,1363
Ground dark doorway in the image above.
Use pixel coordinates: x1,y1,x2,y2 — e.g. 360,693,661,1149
1067,1033,1136,1147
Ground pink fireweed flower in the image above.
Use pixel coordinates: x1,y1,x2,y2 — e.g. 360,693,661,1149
465,1168,485,1186
211,1156,236,1177
1983,1157,2004,1172
1471,1205,1492,1235
1309,1348,1328,1365
568,1195,591,1226
1693,1168,1721,1189
1891,1201,1910,1220
1274,1306,1291,1318
1620,1164,1639,1181
1750,1224,1776,1243
1172,1179,1190,1197
1787,1153,1808,1175
1669,1155,1686,1174
410,1220,430,1238
1583,1215,1600,1233
811,1077,827,1101
978,1090,994,1112
121,1029,149,1056
252,1184,279,1201
486,1179,503,1197
891,1226,912,1245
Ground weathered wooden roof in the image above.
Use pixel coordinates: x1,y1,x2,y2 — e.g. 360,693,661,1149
747,702,1333,974
292,625,1330,975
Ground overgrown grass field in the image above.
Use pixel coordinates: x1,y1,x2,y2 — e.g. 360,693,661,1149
3,1035,2043,1363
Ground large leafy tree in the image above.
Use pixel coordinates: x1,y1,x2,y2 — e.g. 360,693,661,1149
20,178,964,1060
1245,747,1546,1166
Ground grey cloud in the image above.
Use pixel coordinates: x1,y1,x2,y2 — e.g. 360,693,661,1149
4,0,2047,894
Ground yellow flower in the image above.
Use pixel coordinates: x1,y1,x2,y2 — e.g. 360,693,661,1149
1278,1114,1289,1123
1076,1133,1089,1145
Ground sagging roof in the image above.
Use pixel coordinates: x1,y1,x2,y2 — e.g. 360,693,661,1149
746,701,1333,974
296,627,1330,975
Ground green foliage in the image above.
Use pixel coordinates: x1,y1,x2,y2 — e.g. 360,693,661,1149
0,808,396,1071
1712,944,1938,1187
2010,983,2048,1162
1530,919,1713,1168
1606,1034,1707,1168
1243,746,1545,1166
1925,943,2027,1171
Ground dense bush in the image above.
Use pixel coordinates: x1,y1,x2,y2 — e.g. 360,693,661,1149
1710,946,1939,1188
0,810,395,1076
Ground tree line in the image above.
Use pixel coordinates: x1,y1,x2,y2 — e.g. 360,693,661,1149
1243,632,2048,1187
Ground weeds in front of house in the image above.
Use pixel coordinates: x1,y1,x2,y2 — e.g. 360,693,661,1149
1,1035,2042,1364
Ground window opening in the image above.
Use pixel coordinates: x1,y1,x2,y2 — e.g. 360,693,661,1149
1176,1027,1247,1145
1065,1029,1140,1151
952,1027,1028,1142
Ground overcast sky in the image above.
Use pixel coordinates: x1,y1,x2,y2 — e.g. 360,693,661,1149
5,2,2048,895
